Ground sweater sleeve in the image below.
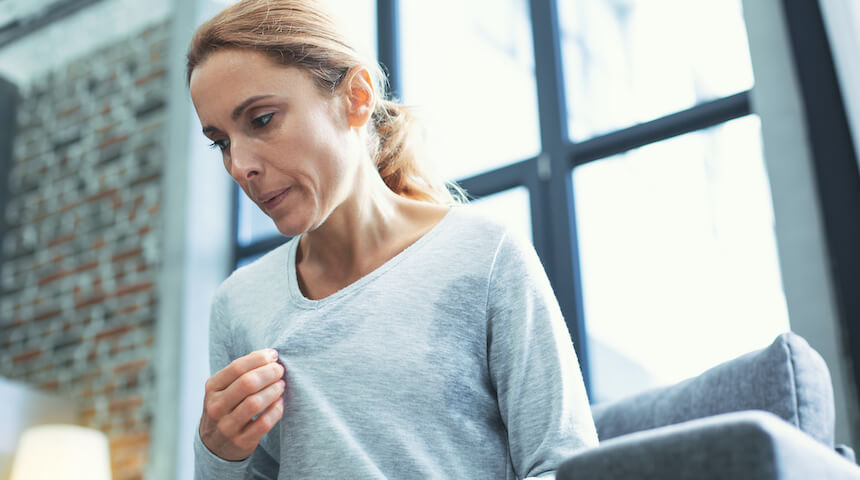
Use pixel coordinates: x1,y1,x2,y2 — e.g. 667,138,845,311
194,287,280,479
486,232,598,479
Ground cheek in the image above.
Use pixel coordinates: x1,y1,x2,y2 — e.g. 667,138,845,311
239,184,255,205
273,106,352,194
297,130,345,180
316,144,353,197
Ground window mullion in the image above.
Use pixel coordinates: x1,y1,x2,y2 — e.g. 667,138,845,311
570,91,752,167
528,0,590,391
376,0,401,100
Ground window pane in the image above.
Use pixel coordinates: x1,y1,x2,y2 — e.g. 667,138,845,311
399,0,541,181
469,187,533,244
572,115,789,403
559,0,754,141
322,0,377,59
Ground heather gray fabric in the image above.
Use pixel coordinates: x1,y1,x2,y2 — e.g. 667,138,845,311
193,206,598,480
591,332,835,447
557,411,860,480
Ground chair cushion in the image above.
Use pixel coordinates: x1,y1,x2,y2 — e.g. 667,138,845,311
591,332,835,447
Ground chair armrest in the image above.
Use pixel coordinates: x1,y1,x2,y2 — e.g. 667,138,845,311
557,411,860,480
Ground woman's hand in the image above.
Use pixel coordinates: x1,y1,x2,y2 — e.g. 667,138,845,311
199,349,286,461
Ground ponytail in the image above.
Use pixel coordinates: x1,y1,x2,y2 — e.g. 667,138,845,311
371,99,465,205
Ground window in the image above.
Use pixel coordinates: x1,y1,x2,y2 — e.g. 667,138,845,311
470,187,533,245
556,0,788,401
559,0,754,141
399,0,540,180
574,115,789,401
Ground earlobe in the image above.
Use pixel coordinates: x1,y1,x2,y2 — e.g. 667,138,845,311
345,67,375,128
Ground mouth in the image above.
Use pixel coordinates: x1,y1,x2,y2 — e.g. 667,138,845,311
258,188,290,210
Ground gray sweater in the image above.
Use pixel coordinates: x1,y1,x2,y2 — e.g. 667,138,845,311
194,206,598,479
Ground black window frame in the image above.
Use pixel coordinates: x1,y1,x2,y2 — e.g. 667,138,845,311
780,0,860,406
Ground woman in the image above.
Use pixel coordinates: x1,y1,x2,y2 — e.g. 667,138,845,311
188,0,597,478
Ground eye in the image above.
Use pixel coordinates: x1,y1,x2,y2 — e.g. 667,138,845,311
209,138,230,151
251,112,274,128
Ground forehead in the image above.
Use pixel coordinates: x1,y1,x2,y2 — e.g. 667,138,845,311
189,49,314,114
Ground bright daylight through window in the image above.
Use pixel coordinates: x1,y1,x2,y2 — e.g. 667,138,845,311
560,0,788,402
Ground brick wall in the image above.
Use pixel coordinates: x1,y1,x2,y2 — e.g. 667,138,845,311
0,21,168,480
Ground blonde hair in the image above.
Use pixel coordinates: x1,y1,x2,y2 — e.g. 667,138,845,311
187,0,464,204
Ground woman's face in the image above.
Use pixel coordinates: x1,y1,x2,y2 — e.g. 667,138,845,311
189,48,362,236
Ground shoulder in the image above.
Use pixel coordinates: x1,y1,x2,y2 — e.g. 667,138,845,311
391,204,516,291
408,205,511,272
454,208,551,305
443,205,539,272
416,204,544,286
212,237,295,309
430,204,543,266
439,204,510,248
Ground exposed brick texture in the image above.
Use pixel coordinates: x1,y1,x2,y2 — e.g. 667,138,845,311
0,22,167,480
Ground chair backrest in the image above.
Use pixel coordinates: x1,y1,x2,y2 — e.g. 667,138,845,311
591,332,836,447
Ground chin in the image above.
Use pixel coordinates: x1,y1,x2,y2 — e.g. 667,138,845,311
272,211,319,237
270,198,332,237
274,221,309,238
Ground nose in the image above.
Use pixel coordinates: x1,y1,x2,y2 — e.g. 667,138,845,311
228,140,263,180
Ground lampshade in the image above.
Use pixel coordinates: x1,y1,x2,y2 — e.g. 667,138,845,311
9,425,111,480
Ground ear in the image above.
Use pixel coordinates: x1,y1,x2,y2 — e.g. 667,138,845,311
342,66,375,128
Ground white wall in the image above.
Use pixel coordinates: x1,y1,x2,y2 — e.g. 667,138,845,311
150,1,235,479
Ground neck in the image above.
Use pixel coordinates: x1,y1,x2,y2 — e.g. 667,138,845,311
297,160,408,278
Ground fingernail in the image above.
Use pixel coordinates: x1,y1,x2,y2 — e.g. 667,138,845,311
269,349,278,361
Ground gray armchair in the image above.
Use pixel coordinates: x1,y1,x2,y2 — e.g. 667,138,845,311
558,333,860,479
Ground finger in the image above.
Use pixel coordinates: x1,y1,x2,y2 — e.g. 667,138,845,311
208,361,284,421
219,379,286,437
237,396,284,448
223,361,285,402
207,349,279,393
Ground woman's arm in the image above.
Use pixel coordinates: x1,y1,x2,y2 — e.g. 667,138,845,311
194,290,283,479
486,232,599,479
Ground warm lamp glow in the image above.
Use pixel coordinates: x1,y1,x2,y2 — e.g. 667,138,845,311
9,425,111,480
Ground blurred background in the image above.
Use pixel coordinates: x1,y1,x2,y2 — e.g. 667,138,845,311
0,0,859,478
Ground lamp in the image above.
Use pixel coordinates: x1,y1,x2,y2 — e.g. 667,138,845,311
9,425,111,480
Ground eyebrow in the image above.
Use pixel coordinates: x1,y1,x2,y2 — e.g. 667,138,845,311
201,94,275,134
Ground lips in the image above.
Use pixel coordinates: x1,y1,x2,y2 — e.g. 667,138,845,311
258,188,290,210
